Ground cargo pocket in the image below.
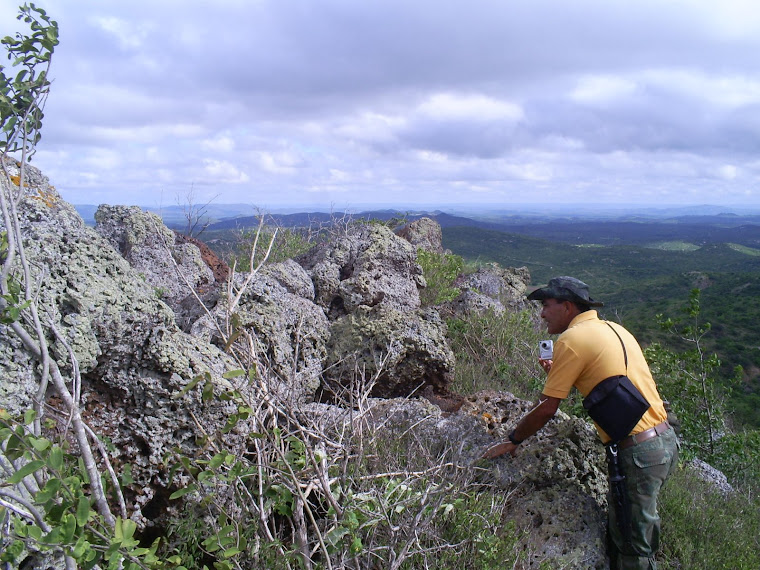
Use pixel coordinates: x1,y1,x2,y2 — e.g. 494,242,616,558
630,447,673,497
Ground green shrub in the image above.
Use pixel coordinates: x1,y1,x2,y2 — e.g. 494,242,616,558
234,226,313,271
417,249,464,306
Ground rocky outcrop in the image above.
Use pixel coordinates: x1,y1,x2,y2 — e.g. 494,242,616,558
190,264,330,405
297,223,426,317
440,263,532,318
396,216,444,253
299,390,610,568
94,205,217,331
297,223,455,399
0,165,258,527
0,160,612,566
322,305,454,398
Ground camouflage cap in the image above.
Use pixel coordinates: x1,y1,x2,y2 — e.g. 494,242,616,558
526,276,604,307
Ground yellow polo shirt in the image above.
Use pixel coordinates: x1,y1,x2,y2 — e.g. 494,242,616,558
542,310,667,443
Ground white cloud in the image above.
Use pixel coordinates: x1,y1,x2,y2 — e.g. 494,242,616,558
418,93,523,122
13,0,760,208
201,136,236,153
91,16,150,50
202,159,250,183
717,164,739,180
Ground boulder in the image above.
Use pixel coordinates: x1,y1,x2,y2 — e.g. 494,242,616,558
441,263,532,318
322,306,455,398
298,389,609,569
298,223,455,399
94,205,218,330
298,223,425,318
0,162,257,527
396,216,444,253
191,264,330,405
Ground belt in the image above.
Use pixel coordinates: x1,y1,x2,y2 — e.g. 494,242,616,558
616,421,671,450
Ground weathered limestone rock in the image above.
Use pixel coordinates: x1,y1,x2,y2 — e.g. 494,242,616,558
396,216,445,253
0,162,256,527
298,223,425,318
298,389,610,568
322,306,455,398
94,205,216,330
191,265,329,405
1,159,614,566
297,223,456,399
441,263,532,317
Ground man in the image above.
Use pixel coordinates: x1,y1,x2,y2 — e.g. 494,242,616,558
483,276,678,570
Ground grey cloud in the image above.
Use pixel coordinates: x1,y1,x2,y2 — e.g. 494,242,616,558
6,0,760,206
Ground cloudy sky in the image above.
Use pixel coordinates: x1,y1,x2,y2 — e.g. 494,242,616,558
4,0,760,210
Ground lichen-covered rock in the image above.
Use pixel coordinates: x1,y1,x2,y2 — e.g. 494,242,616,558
0,324,38,416
298,223,425,317
0,162,257,527
440,263,532,317
456,263,531,300
94,205,215,330
261,258,315,300
298,223,455,398
396,216,444,253
191,269,329,404
1,158,612,565
322,305,455,398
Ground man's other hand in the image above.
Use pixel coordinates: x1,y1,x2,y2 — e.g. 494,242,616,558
539,358,553,373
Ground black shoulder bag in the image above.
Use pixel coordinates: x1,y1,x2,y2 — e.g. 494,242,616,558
582,322,651,443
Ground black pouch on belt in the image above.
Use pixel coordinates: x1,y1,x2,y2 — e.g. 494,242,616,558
582,323,651,443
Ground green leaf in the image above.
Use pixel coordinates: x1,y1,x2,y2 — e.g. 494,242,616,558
222,369,246,379
23,409,36,425
8,459,44,483
72,535,89,558
76,495,90,527
174,373,204,399
202,380,214,402
169,484,197,500
29,436,51,451
209,452,226,470
36,477,61,503
47,445,63,471
120,463,133,486
61,513,76,542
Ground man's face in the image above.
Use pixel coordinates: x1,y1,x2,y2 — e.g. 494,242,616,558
540,298,574,335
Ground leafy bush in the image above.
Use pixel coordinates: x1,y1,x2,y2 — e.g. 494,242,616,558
234,226,313,271
416,249,464,306
644,289,727,460
0,410,164,569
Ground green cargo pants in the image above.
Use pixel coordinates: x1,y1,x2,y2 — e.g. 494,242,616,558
608,427,679,570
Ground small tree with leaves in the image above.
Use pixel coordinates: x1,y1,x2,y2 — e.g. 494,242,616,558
644,289,728,459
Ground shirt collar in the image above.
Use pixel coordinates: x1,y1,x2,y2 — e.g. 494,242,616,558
566,310,599,331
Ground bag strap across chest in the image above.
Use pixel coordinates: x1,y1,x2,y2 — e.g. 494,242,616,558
605,321,628,372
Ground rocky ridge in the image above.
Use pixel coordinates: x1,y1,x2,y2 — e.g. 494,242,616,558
1,160,610,567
